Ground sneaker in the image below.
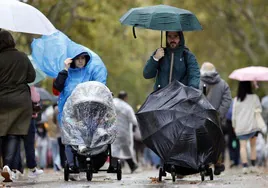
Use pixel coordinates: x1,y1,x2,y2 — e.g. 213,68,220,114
1,165,12,182
242,167,249,174
214,164,225,175
249,166,258,173
28,167,44,178
12,170,23,180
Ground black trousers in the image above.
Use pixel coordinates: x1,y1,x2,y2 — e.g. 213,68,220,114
57,137,66,168
13,119,37,173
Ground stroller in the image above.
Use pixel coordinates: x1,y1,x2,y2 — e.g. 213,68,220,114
61,81,122,181
136,81,224,182
64,144,122,181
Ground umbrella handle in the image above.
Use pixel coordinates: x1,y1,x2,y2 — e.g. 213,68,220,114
160,31,163,48
203,84,206,95
132,26,137,39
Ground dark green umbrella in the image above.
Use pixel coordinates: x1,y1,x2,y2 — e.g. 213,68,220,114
120,5,202,46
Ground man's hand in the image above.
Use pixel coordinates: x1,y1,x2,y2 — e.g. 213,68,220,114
153,48,164,61
64,58,73,71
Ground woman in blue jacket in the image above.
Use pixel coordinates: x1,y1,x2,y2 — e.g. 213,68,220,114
53,43,107,179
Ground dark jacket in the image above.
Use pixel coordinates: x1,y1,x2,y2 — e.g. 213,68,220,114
143,32,200,90
53,70,68,92
0,48,36,136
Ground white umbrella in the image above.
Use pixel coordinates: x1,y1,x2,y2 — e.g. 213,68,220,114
0,0,57,35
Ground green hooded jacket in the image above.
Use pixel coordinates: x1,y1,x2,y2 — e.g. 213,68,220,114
143,32,200,90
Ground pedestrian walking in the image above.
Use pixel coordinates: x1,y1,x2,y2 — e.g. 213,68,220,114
13,86,44,180
111,91,139,173
232,81,261,174
53,44,107,180
199,62,232,175
0,30,36,182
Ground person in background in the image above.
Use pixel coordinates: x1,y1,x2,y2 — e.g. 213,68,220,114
133,105,145,165
45,104,62,171
199,62,232,175
232,81,261,174
13,86,44,180
225,102,240,168
0,30,36,182
111,91,139,173
36,122,49,170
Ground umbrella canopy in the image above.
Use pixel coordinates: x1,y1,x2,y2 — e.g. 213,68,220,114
229,66,268,81
0,0,57,35
35,87,57,102
28,55,46,86
136,81,224,174
120,4,202,32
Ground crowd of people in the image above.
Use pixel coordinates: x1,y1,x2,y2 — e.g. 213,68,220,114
0,27,268,184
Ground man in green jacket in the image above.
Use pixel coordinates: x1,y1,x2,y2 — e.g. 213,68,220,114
143,31,200,90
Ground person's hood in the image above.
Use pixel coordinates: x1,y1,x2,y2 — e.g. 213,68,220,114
201,72,221,84
165,31,185,52
67,41,91,69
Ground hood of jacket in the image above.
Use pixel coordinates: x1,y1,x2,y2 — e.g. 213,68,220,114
201,72,221,85
165,31,185,55
67,41,91,69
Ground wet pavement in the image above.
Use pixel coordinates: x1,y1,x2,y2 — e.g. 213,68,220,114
1,164,268,188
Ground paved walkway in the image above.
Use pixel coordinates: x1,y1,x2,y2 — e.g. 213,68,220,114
0,164,268,188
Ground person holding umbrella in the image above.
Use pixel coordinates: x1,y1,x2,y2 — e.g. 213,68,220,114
143,31,200,90
119,5,201,90
232,81,263,174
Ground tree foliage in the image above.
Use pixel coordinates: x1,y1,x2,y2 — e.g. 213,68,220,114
14,0,268,108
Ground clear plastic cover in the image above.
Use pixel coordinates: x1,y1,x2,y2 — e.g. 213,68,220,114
61,81,116,155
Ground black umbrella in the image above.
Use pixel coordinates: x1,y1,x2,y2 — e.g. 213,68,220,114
136,81,224,174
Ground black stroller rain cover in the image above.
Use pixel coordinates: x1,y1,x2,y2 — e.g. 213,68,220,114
61,81,117,155
136,81,224,172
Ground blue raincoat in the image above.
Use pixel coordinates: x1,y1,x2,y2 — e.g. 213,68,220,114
31,30,107,124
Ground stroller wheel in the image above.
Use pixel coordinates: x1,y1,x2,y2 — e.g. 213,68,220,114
200,171,205,181
209,168,213,180
158,168,163,182
86,164,93,181
171,165,176,182
117,160,122,180
64,162,69,181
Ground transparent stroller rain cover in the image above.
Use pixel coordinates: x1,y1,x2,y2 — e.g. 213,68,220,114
61,81,117,155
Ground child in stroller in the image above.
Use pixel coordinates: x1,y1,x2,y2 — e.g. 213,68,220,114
61,81,121,181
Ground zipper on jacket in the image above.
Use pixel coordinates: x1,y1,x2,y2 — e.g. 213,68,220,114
169,52,174,84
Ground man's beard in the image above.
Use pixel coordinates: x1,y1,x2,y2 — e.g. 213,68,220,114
167,42,179,49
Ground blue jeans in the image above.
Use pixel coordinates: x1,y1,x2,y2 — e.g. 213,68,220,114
65,145,77,167
50,138,62,171
143,147,161,166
